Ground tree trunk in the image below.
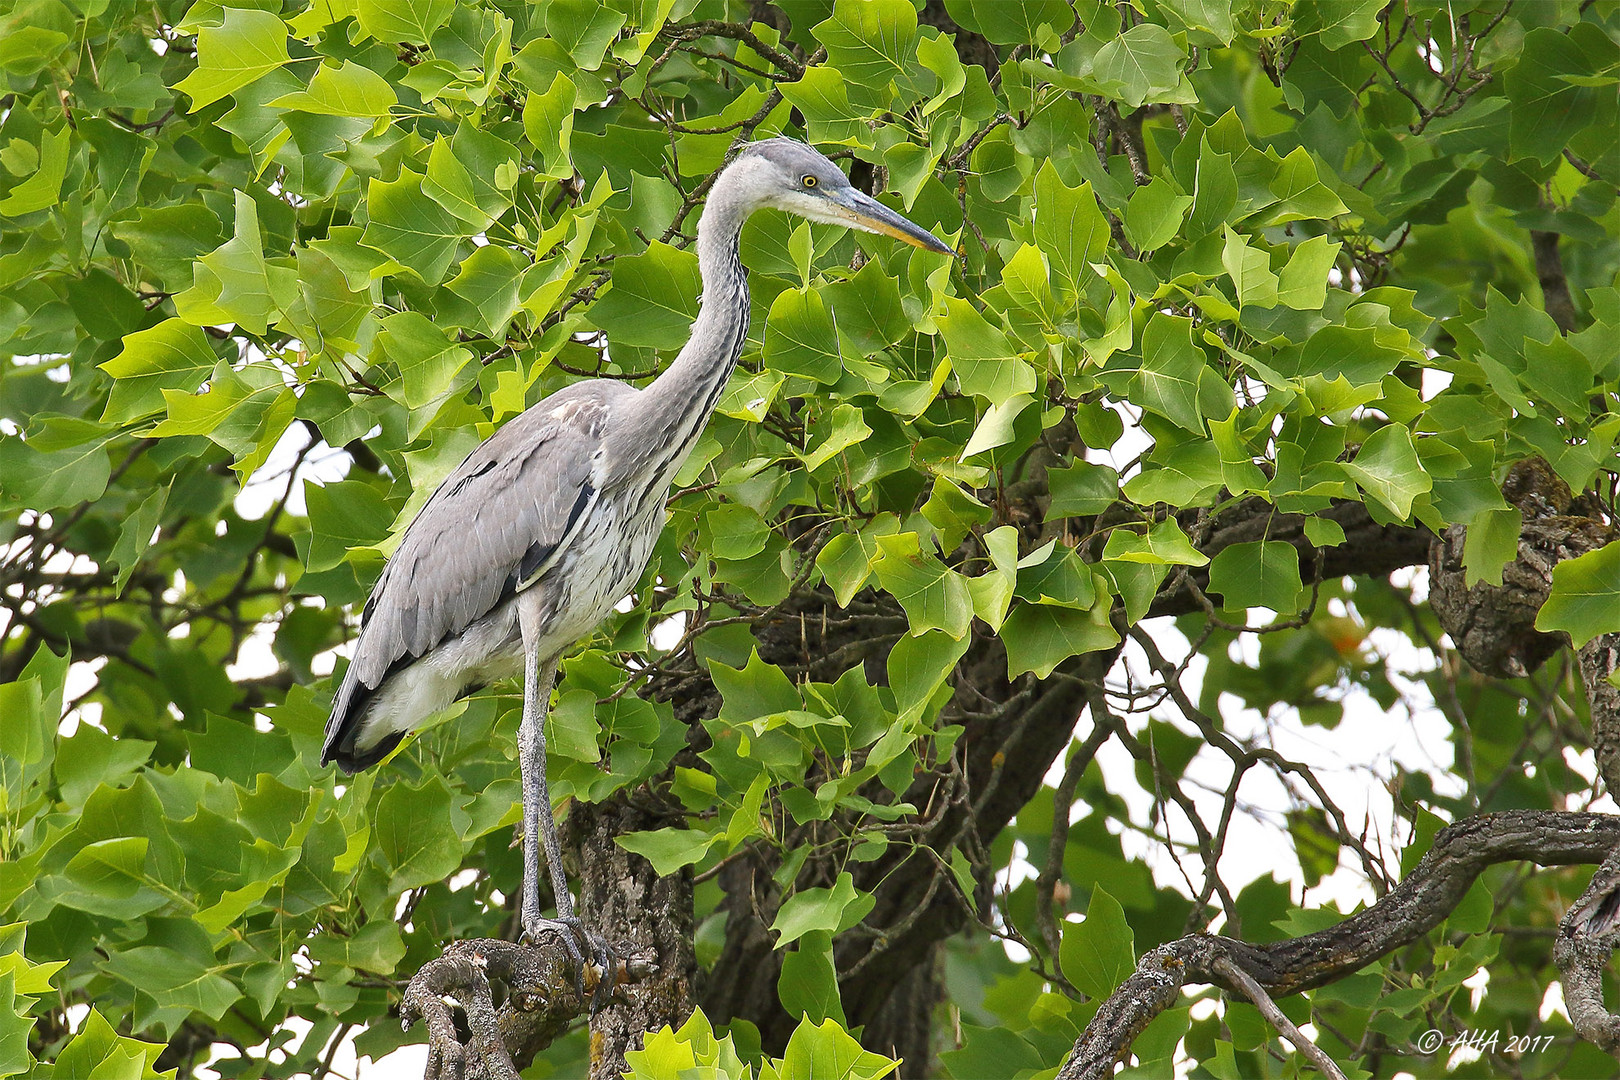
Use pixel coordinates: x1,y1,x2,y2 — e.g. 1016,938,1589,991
574,794,697,1079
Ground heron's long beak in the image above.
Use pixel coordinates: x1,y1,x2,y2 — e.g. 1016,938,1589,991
832,189,956,255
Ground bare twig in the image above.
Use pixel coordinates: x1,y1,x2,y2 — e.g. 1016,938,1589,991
1212,955,1348,1080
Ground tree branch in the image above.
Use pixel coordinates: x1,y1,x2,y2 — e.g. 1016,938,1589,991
1057,810,1620,1080
401,931,656,1080
1211,956,1348,1080
1556,843,1620,1052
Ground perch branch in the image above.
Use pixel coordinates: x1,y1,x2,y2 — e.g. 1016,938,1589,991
401,931,656,1080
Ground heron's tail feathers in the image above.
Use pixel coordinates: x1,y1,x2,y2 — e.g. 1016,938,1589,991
320,666,403,774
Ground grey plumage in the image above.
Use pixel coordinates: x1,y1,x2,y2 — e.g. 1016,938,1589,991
323,383,619,770
320,137,953,970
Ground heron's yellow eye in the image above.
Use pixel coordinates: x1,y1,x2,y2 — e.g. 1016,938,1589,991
802,175,818,188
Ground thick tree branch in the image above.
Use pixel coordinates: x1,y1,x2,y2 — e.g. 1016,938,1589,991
1556,844,1620,1052
1579,635,1620,798
1057,810,1620,1080
571,793,696,1080
401,931,655,1080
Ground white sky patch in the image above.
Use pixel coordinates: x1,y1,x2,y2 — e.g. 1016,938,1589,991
235,421,355,520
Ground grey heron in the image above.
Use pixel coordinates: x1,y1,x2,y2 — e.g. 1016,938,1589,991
320,138,953,994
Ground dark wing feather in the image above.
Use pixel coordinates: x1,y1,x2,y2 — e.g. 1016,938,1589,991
321,384,622,769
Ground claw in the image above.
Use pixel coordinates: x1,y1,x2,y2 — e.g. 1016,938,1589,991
587,931,617,1017
520,915,619,1010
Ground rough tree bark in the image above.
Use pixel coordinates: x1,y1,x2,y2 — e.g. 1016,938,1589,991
1058,812,1620,1080
572,793,697,1080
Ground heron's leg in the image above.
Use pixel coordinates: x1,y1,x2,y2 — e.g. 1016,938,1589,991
517,650,571,931
515,604,619,1012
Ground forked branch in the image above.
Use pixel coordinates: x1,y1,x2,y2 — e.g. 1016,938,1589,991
1057,810,1620,1080
401,931,656,1080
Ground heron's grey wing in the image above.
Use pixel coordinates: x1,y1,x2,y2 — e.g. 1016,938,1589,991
321,384,623,768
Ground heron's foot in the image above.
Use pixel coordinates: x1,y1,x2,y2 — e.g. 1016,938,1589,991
518,915,620,1014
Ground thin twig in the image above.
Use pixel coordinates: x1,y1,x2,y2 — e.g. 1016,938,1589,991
1212,956,1349,1080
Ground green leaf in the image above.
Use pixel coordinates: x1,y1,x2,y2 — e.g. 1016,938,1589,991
100,320,220,422
1001,601,1117,678
1294,0,1384,51
422,126,520,229
1221,227,1278,309
946,0,1074,46
1122,440,1223,506
545,0,627,70
0,125,67,216
966,524,1018,632
1342,425,1430,521
1124,177,1192,252
1048,461,1120,517
920,476,991,550
306,921,407,975
0,436,110,512
812,0,917,103
1059,885,1135,997
1159,0,1236,45
1537,541,1620,648
1208,541,1305,614
801,402,872,471
1507,26,1620,166
302,478,394,572
589,240,701,349
444,244,526,338
522,71,576,180
109,483,168,596
1102,517,1209,567
1265,147,1350,222
377,310,475,409
1463,505,1520,588
66,269,146,341
764,288,843,384
771,872,874,947
173,8,293,110
935,295,1035,403
64,837,149,901
823,260,909,350
0,677,50,798
711,649,802,723
177,190,274,334
1277,235,1340,310
44,1010,166,1080
1134,313,1209,432
779,67,864,144
100,944,240,1022
361,168,468,285
1032,161,1108,299
871,532,973,639
769,1016,900,1080
888,628,970,727
615,828,718,876
815,518,897,606
961,393,1034,458
778,931,845,1026
1089,24,1187,108
372,774,466,892
269,60,397,118
356,0,453,45
705,504,770,561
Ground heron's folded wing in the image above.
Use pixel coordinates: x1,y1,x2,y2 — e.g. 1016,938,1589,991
346,388,618,692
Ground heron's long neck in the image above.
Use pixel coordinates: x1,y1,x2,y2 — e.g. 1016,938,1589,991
626,183,751,484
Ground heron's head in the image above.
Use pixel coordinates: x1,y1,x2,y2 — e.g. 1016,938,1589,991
732,138,955,255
